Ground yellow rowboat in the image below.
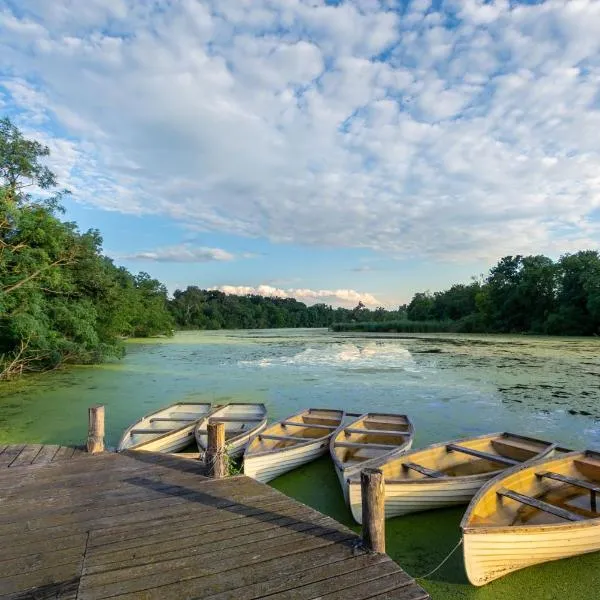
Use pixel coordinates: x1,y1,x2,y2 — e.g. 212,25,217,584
195,403,268,459
462,449,599,586
347,432,562,523
244,408,345,483
117,402,213,452
330,412,414,502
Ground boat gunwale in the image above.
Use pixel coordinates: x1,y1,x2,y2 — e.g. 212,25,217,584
195,403,268,451
329,412,415,475
346,431,560,485
461,449,600,534
244,408,345,459
118,401,213,451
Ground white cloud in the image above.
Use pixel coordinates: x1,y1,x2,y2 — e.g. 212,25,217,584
1,1,600,261
215,284,382,308
122,244,234,263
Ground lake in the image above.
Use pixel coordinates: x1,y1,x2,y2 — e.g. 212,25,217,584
1,328,599,599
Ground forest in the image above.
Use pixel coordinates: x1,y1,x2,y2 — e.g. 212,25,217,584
2,118,599,380
334,252,600,336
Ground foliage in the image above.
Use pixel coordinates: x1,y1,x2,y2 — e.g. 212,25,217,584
0,118,173,379
168,288,407,330
335,252,600,336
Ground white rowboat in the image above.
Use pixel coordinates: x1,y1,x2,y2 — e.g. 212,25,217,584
195,403,268,458
330,412,414,502
347,432,562,523
117,402,212,452
462,449,600,586
244,408,345,483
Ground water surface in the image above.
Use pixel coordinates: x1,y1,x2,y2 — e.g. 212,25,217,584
1,329,599,599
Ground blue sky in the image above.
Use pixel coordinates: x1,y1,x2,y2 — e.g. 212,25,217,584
2,0,600,307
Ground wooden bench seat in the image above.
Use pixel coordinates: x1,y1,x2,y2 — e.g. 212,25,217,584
497,488,585,521
537,471,599,511
402,462,445,478
259,433,309,442
446,444,519,466
281,421,338,430
344,427,410,437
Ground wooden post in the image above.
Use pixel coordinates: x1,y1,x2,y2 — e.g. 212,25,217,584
206,420,226,478
87,405,105,454
361,468,385,553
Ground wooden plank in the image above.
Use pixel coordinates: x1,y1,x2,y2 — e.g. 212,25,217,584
262,562,413,600
281,421,338,430
101,543,364,600
344,428,410,437
201,554,389,600
51,446,77,462
537,471,600,493
77,531,356,599
149,417,198,422
446,443,519,466
0,445,27,468
259,433,309,442
84,516,335,575
402,462,445,478
31,444,61,465
130,428,173,434
335,441,399,450
498,488,586,521
8,444,44,467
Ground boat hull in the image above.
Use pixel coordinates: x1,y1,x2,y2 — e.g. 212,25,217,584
337,439,413,505
349,472,485,523
464,522,600,586
128,423,198,453
244,438,330,483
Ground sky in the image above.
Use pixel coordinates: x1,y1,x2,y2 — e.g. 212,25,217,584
1,0,600,308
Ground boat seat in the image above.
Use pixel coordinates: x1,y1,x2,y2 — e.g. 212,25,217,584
497,488,585,521
150,417,198,422
281,421,337,430
537,471,599,512
259,433,308,442
446,444,519,466
402,462,445,478
196,428,246,435
130,428,172,435
344,427,410,437
210,417,264,423
335,441,400,450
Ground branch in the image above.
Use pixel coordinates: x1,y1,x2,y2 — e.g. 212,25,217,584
1,257,71,295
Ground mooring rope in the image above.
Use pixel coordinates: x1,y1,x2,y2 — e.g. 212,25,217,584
415,538,463,580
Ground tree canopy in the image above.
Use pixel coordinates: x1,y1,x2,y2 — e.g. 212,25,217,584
0,118,173,379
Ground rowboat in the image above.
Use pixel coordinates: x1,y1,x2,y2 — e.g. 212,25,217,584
462,449,600,586
347,432,562,523
244,408,345,483
117,402,213,452
195,403,268,458
330,412,414,502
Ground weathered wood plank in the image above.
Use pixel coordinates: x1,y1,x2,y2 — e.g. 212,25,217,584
0,448,428,600
0,444,26,467
201,553,389,600
31,444,61,465
8,444,44,467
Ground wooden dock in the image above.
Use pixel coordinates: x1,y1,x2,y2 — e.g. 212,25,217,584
0,444,430,600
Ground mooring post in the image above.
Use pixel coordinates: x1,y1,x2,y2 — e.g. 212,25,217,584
87,405,105,454
206,420,226,478
361,467,386,553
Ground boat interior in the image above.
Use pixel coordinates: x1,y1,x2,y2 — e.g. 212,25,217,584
333,413,413,470
246,409,344,454
464,450,600,527
126,402,212,447
196,403,267,442
376,433,559,481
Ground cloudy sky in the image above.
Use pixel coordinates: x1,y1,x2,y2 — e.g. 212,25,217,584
2,0,600,308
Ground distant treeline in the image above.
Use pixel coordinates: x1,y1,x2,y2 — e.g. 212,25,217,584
333,252,600,336
168,287,404,330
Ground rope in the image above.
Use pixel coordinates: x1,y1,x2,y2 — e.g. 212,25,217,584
415,538,463,580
